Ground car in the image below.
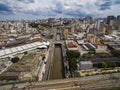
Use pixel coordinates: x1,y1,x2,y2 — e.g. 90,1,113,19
44,61,47,64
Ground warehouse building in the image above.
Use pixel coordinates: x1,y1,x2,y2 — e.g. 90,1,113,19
0,41,49,59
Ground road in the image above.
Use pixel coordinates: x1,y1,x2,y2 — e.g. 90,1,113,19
42,29,57,80
42,45,54,81
0,73,120,90
39,28,68,80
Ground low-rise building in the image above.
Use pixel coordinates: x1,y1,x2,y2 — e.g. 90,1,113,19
81,43,96,51
96,44,108,53
66,40,79,50
108,44,120,50
0,41,49,59
0,71,23,81
80,61,93,70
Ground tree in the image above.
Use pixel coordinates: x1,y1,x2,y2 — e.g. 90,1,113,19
66,50,80,59
74,71,80,77
11,57,20,63
69,58,77,71
88,50,96,54
111,50,120,57
29,23,39,28
24,51,28,55
102,61,108,68
82,54,91,61
108,62,118,68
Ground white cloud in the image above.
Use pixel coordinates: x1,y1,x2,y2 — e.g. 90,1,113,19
0,0,120,20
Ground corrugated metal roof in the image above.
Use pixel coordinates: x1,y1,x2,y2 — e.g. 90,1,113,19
0,41,49,58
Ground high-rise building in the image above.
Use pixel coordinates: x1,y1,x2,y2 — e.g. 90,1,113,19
107,16,115,26
63,29,68,39
103,25,107,34
117,15,120,20
95,20,104,34
99,22,104,34
118,25,120,32
85,16,92,23
71,26,75,33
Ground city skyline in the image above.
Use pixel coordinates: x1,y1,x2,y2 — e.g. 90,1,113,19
0,1,120,89
0,0,120,20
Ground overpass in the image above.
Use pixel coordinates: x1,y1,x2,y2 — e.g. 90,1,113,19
0,73,120,90
54,40,65,44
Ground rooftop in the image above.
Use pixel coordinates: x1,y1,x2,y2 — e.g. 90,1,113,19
80,61,93,65
0,71,21,77
0,41,49,58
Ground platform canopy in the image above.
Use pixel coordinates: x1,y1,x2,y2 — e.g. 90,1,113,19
0,41,49,59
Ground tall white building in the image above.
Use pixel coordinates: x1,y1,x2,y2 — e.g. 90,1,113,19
95,20,104,34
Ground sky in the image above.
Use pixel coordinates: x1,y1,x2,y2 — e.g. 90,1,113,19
0,0,120,20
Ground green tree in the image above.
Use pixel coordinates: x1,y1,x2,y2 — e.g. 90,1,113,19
24,51,28,55
88,50,96,54
102,61,108,68
108,62,118,68
111,50,120,57
29,23,39,28
69,58,77,71
11,57,20,63
74,71,80,77
66,50,80,59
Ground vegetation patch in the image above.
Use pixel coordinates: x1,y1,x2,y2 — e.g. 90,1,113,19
66,50,80,71
66,50,80,59
11,57,20,63
46,35,54,39
74,71,80,77
111,50,120,57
